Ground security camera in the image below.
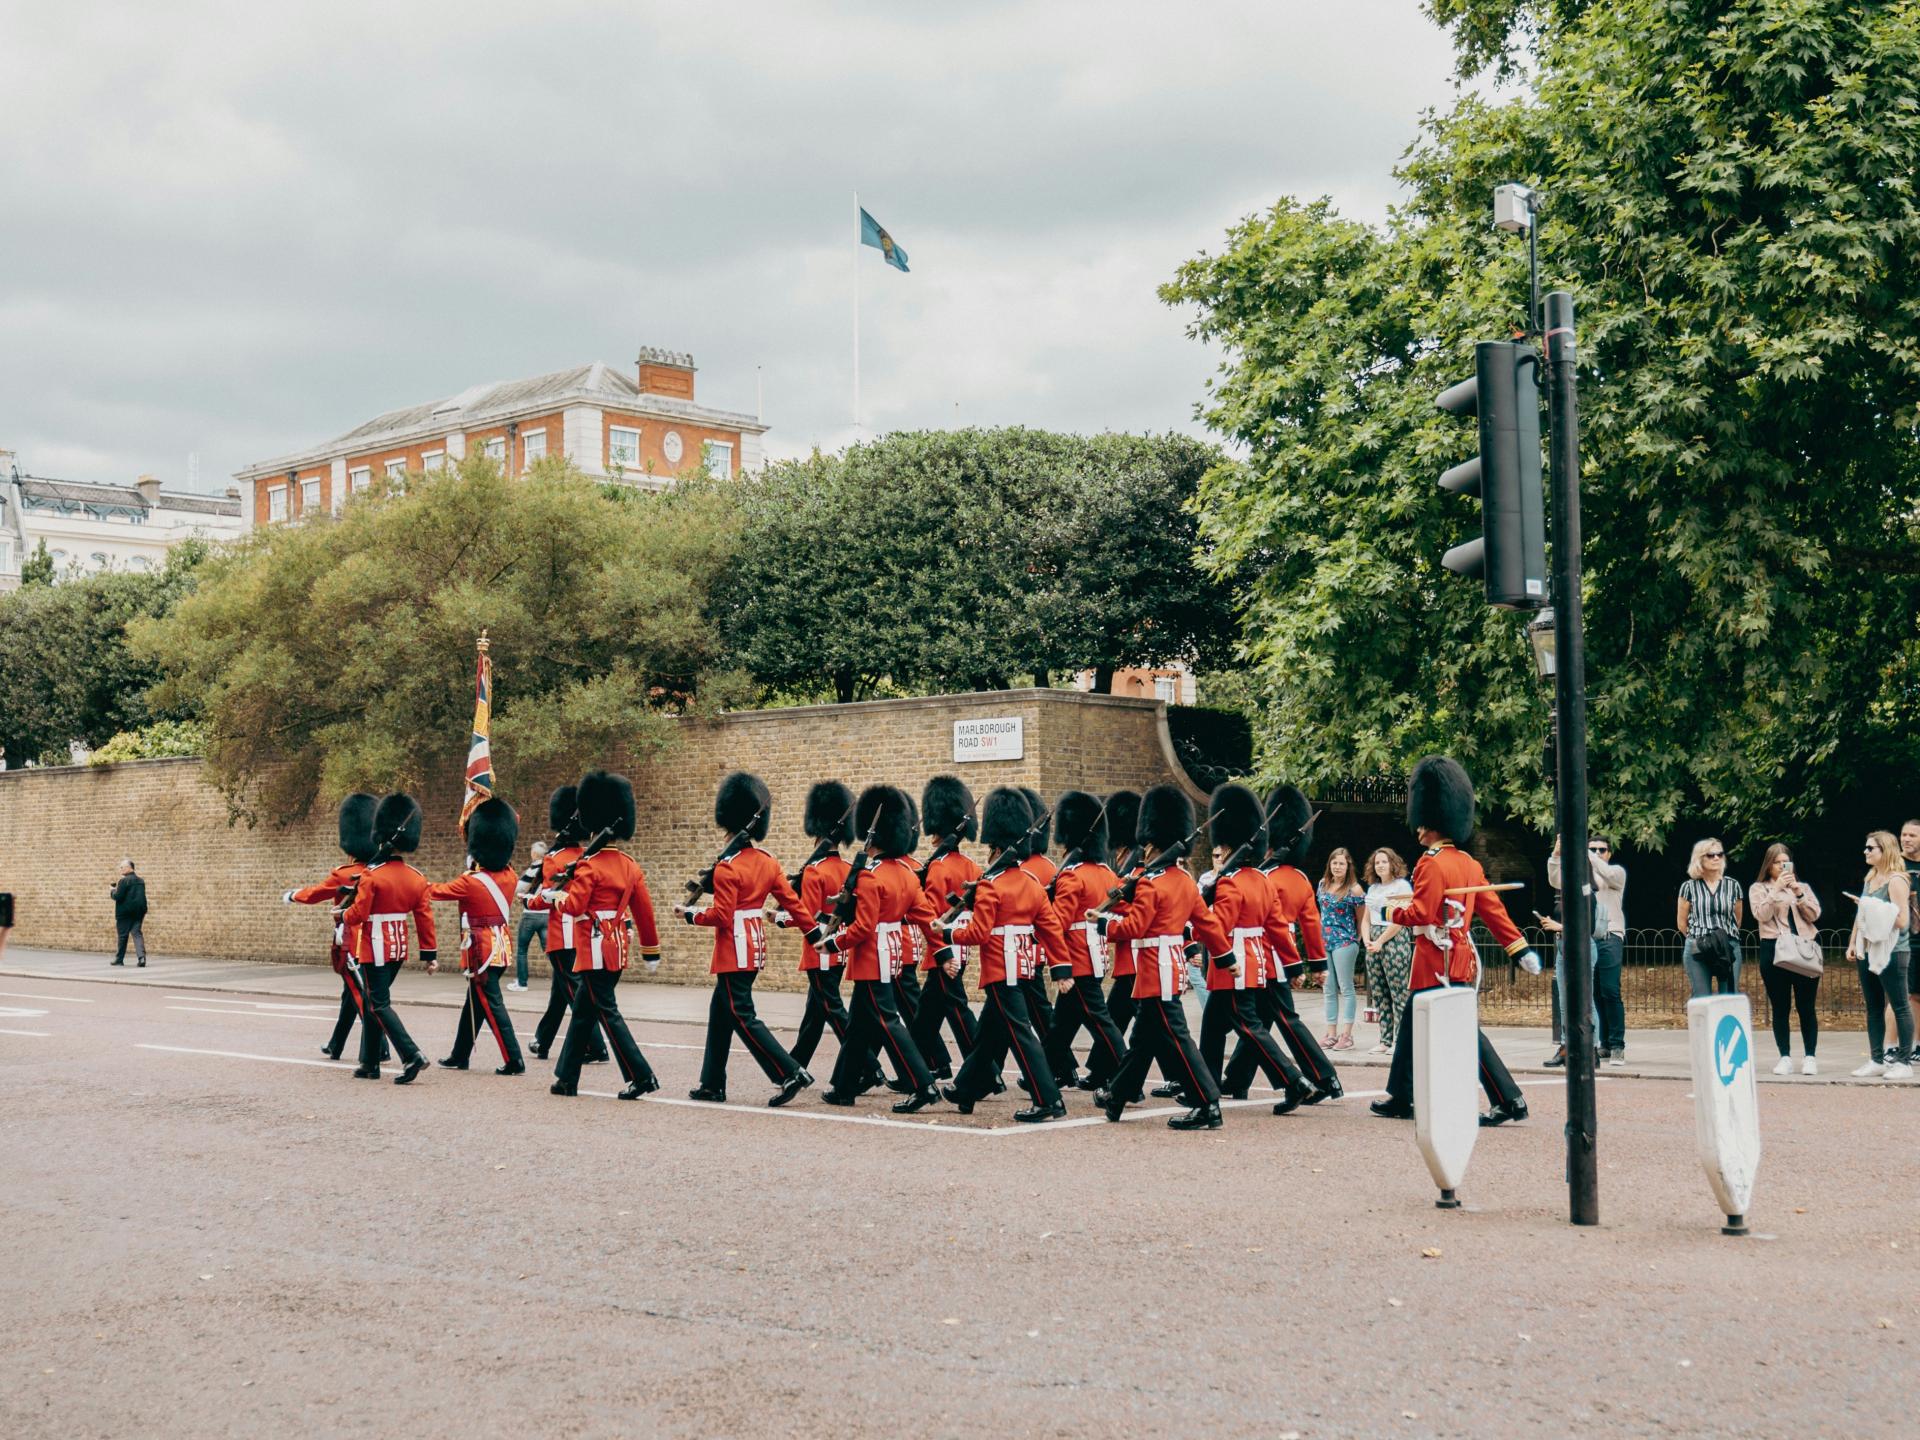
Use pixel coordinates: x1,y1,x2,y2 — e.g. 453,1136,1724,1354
1494,184,1535,233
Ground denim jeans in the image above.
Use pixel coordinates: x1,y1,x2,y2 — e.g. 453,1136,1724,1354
1323,942,1361,1025
1860,951,1915,1064
1551,936,1599,1043
514,912,543,986
1593,933,1626,1051
1683,936,1742,998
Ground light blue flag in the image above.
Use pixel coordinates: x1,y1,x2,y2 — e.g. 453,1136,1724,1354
859,207,910,273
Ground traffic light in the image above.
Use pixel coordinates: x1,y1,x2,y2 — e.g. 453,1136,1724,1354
1434,341,1547,610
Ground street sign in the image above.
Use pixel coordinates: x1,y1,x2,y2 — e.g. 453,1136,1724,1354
1688,994,1761,1235
952,716,1023,764
1412,986,1481,1208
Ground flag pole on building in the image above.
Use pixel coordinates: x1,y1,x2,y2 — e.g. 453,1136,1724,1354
852,190,861,438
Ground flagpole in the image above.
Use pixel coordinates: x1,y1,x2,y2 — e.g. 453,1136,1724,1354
852,190,861,438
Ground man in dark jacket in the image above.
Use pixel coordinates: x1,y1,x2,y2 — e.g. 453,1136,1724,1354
110,860,147,967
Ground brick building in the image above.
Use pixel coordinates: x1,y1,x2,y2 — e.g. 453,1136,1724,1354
234,346,768,528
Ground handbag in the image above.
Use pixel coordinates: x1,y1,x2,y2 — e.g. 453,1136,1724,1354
1771,899,1823,978
1694,928,1738,984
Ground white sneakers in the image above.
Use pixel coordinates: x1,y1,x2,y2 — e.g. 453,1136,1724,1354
1853,1060,1888,1078
1772,1056,1795,1076
1802,1055,1818,1076
1887,1062,1915,1080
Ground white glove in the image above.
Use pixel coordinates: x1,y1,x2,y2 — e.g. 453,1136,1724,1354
282,889,295,904
1518,949,1543,975
644,954,662,971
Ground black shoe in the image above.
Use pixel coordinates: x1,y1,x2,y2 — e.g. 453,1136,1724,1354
527,1043,548,1060
394,1056,428,1085
437,1057,467,1070
1015,1101,1066,1123
1151,1081,1182,1098
496,1061,526,1076
1321,1077,1344,1100
1272,1088,1304,1116
822,1090,857,1107
989,1079,1007,1096
137,959,145,967
688,1086,726,1103
1544,1046,1567,1068
932,1065,953,1081
1599,1047,1613,1061
770,1070,813,1108
618,1076,659,1100
1168,1103,1223,1131
1095,1088,1130,1122
884,1075,916,1094
892,1088,939,1114
1480,1098,1529,1127
1224,1086,1250,1101
321,1046,342,1060
1370,1097,1414,1119
940,1084,975,1115
549,1080,577,1096
111,959,123,966
352,1065,380,1080
860,1070,886,1094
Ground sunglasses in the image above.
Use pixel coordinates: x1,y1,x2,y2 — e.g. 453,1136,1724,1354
1704,851,1724,859
1588,844,1608,853
1865,844,1881,853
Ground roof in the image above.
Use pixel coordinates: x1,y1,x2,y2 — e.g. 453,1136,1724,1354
16,476,241,518
236,359,766,479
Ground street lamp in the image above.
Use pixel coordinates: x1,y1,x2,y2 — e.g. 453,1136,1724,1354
1527,606,1557,680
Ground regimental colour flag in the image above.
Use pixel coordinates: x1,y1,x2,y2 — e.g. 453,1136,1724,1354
460,637,494,825
859,207,909,273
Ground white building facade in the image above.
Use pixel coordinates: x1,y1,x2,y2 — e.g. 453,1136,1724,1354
0,456,245,591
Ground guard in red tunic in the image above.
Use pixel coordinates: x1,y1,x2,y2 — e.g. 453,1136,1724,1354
528,786,606,1066
284,792,387,1063
680,771,814,1107
1198,783,1311,1113
430,797,526,1075
340,793,436,1084
786,780,858,1074
1014,786,1058,1050
1095,784,1231,1131
1224,786,1342,1102
814,785,943,1111
1371,756,1541,1125
907,775,981,1077
545,770,662,1101
1042,789,1128,1090
942,787,1071,1122
1102,790,1143,1043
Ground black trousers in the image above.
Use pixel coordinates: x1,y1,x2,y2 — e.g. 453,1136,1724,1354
1200,987,1305,1094
700,970,801,1089
1226,975,1336,1094
327,968,388,1059
1019,975,1055,1045
830,979,931,1096
449,968,523,1066
1045,975,1128,1084
114,921,146,963
554,969,654,1088
953,980,1060,1107
909,966,977,1074
1385,983,1522,1109
1107,974,1138,1038
357,964,422,1069
535,950,605,1061
1758,939,1819,1058
1108,996,1219,1107
791,967,853,1068
894,965,950,1074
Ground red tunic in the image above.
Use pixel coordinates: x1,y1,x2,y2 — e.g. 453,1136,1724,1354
949,865,1070,987
1206,865,1276,992
552,848,661,974
829,857,943,982
1104,864,1229,1001
1018,854,1057,892
1109,858,1142,978
541,844,584,952
918,846,981,972
1262,863,1326,972
691,844,811,974
427,868,518,971
342,860,437,967
291,860,366,973
1389,842,1530,989
797,853,851,971
1048,860,1121,979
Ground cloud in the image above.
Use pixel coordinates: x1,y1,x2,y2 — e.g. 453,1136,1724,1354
0,0,1464,487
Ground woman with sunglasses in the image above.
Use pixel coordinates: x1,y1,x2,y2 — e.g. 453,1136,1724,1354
1749,843,1823,1075
1678,838,1744,999
1845,831,1913,1079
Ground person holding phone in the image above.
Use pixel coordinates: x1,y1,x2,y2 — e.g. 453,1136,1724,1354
1749,843,1823,1074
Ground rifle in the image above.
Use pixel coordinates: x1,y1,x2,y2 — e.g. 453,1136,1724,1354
545,823,620,899
817,816,884,935
1094,817,1209,918
330,816,416,920
1047,797,1111,901
789,803,856,890
1201,828,1268,905
686,805,767,900
939,806,1054,926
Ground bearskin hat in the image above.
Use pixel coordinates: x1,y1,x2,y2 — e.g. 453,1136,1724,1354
548,784,582,843
979,786,1033,852
854,784,914,860
922,775,976,842
1209,782,1267,856
1053,790,1108,865
337,793,378,864
1407,755,1475,842
374,793,423,855
903,793,922,854
1106,790,1142,858
577,770,636,842
803,781,856,844
465,797,519,871
1138,784,1194,849
1263,784,1315,866
715,770,771,840
1018,787,1051,855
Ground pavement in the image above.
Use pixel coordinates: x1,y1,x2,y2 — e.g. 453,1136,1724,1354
1,943,1900,1086
2,949,1916,1438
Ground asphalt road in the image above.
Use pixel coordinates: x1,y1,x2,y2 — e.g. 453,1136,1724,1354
1,977,1910,1438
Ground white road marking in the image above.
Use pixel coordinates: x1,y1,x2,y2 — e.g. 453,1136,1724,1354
576,1089,1006,1136
167,1007,322,1021
0,1006,50,1019
164,996,335,1012
0,1028,53,1037
0,990,93,1003
137,1044,351,1068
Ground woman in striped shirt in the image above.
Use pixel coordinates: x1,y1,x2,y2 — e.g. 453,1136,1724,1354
1678,837,1745,998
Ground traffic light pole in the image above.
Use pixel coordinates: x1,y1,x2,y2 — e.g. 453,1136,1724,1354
1545,289,1598,1227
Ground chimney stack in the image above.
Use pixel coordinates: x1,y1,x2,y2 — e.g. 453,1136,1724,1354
636,346,696,402
135,474,162,507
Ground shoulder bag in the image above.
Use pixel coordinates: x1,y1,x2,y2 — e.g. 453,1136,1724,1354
1771,894,1823,978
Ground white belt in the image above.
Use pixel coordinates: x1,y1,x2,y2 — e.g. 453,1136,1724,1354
586,908,620,970
1073,919,1107,978
995,923,1037,979
733,908,768,970
368,912,409,966
1230,925,1264,990
1138,935,1184,998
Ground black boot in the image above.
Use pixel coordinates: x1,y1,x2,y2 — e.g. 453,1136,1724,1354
1370,1096,1413,1119
496,1060,526,1076
437,1057,467,1070
1168,1102,1223,1130
1272,1087,1305,1116
1151,1081,1183,1098
1544,1046,1567,1068
940,1084,975,1115
352,1064,380,1080
688,1086,726,1103
769,1070,813,1108
1015,1101,1066,1123
618,1076,660,1101
393,1056,428,1085
892,1088,940,1114
550,1079,577,1096
1480,1098,1529,1127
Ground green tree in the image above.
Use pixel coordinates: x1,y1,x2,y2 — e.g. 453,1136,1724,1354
132,457,741,823
19,540,54,588
1163,0,1920,845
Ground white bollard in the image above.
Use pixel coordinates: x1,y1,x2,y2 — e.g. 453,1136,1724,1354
1413,986,1481,1209
1687,994,1761,1235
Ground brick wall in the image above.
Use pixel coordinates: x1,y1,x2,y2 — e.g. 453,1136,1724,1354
0,690,1200,993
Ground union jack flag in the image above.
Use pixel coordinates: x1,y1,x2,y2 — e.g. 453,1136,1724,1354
460,639,494,825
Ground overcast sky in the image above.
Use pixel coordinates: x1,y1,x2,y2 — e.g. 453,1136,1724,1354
1,0,1466,491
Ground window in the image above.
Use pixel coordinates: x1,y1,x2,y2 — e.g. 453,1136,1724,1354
349,467,372,494
267,485,288,522
521,429,547,466
301,478,321,513
128,555,152,572
481,438,506,462
0,541,12,572
1154,675,1179,704
608,426,641,469
421,450,445,472
384,458,408,479
702,441,733,477
90,552,109,571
